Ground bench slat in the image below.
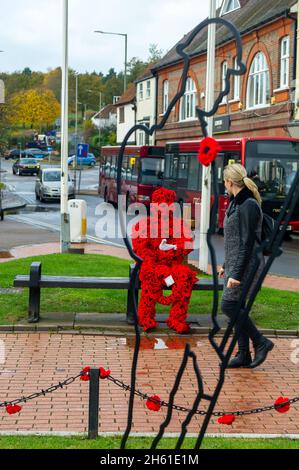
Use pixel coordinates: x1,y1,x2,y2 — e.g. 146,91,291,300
14,275,223,290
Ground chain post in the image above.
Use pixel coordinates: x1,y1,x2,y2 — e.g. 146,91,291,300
88,368,100,439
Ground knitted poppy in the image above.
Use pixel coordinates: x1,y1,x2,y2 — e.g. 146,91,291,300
146,395,161,411
80,366,91,381
218,414,236,425
6,404,22,415
274,397,290,413
197,137,221,167
151,188,176,205
99,368,111,379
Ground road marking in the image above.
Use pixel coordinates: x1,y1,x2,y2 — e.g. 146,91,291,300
7,214,125,248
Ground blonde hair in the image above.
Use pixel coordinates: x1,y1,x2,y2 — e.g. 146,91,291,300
223,163,262,206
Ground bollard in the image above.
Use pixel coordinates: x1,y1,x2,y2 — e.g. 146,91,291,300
88,368,100,439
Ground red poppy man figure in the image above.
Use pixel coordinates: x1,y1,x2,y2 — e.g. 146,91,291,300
131,188,197,333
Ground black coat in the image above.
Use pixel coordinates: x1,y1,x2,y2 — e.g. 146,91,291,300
222,187,264,302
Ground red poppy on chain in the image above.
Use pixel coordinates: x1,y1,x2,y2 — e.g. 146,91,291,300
274,397,290,413
80,366,91,381
6,404,22,415
218,414,236,425
99,368,111,379
146,395,162,412
197,137,221,167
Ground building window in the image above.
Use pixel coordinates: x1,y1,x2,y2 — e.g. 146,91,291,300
138,121,150,146
119,106,125,124
220,0,241,16
180,77,197,121
139,83,143,101
146,80,151,98
163,80,169,114
221,61,228,103
246,52,270,109
280,36,290,89
233,57,240,100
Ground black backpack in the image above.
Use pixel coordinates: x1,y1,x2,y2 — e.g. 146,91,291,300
260,213,276,256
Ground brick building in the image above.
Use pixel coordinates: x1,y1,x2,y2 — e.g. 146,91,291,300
152,0,298,145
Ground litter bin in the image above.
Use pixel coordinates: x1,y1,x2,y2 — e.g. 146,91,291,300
68,199,87,243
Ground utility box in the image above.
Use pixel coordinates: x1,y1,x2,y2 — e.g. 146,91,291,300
68,199,87,243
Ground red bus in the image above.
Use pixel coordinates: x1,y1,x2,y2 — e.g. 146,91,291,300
99,145,164,207
163,137,299,232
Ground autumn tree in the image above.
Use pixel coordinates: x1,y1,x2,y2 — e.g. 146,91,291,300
9,89,60,129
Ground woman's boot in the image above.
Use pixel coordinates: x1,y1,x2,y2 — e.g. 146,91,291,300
249,337,274,368
227,350,252,368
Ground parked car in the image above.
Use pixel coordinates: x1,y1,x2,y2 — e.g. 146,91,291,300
12,158,40,176
5,149,26,160
35,168,75,202
68,153,96,167
25,148,49,159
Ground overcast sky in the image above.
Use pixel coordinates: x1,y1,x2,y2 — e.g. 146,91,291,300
0,0,212,74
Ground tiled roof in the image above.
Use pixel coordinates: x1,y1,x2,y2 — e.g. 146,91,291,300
152,0,296,71
115,83,136,106
93,104,116,119
135,63,155,83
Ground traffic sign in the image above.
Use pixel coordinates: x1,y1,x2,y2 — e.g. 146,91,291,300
77,143,89,158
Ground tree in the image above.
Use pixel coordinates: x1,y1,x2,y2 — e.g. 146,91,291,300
148,44,163,63
9,89,60,129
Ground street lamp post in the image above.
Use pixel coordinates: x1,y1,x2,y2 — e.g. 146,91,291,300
60,0,70,253
94,30,128,93
199,0,216,272
0,50,5,220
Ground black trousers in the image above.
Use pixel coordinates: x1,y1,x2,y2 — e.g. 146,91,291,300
221,298,262,352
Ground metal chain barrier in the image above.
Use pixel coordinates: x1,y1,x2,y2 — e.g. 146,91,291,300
1,368,298,418
0,372,82,409
107,375,299,417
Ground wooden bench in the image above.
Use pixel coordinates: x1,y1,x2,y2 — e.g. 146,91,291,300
13,262,223,324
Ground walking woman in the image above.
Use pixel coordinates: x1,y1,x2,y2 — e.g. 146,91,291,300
219,163,274,368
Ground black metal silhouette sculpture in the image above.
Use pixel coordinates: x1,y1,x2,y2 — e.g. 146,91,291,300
115,16,299,450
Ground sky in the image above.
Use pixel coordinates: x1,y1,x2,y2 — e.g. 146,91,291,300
0,0,213,74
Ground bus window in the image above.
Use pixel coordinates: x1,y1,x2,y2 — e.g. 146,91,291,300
122,156,128,180
178,155,188,181
188,155,201,190
110,156,117,179
165,154,178,179
105,156,111,177
140,158,163,184
245,140,299,197
130,157,139,182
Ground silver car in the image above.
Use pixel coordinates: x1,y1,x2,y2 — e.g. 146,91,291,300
35,168,75,202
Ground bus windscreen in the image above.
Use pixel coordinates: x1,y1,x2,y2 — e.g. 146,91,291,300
245,140,299,198
140,158,164,185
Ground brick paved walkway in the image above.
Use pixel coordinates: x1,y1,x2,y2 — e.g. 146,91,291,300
0,332,298,435
2,241,299,292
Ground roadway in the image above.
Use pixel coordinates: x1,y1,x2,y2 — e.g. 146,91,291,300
0,157,298,277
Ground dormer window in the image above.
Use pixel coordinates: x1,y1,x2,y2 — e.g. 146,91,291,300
220,0,241,16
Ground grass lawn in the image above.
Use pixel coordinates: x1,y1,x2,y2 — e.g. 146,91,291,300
0,253,298,329
0,435,298,449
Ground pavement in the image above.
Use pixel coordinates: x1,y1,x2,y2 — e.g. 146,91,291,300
0,201,299,437
1,190,27,212
0,331,298,436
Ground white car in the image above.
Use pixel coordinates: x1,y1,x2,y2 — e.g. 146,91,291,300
35,168,75,202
